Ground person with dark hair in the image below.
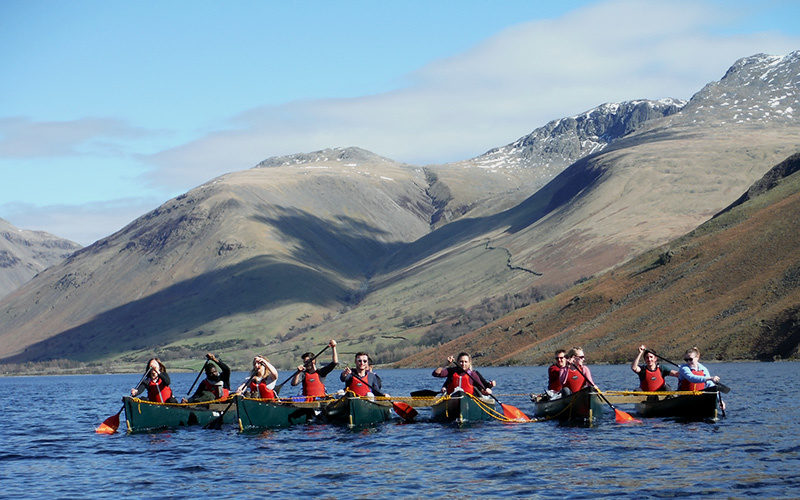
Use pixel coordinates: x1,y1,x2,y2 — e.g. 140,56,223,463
183,353,231,403
291,339,338,400
340,352,383,397
432,352,495,396
631,345,677,392
131,358,178,403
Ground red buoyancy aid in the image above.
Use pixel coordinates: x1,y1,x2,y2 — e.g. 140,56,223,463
302,372,326,399
248,380,275,399
548,364,563,392
146,377,173,403
347,373,372,396
678,369,706,391
565,367,587,393
446,371,475,395
200,379,230,400
641,366,666,391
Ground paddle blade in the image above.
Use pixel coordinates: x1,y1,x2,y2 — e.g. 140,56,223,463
204,416,224,430
392,402,418,421
95,413,120,434
715,382,731,394
500,403,531,422
614,408,642,424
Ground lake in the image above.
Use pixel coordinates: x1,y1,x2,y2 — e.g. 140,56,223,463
1,362,798,498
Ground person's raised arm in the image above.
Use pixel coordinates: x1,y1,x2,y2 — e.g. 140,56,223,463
291,365,305,386
329,339,338,365
631,345,645,373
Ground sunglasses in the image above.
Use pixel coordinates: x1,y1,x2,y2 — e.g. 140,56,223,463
576,355,585,359
556,356,565,360
684,358,695,362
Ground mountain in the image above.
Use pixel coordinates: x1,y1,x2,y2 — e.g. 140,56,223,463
397,152,800,367
0,218,81,299
1,51,798,373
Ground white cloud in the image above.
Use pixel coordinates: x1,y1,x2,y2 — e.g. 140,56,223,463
0,117,151,158
142,0,800,191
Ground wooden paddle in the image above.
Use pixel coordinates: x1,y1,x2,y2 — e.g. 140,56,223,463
348,371,418,421
95,368,152,434
273,344,330,396
645,349,731,393
186,360,210,395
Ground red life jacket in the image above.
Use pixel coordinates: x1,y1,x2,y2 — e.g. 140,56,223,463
565,367,586,393
249,380,275,399
446,371,475,395
200,379,230,399
347,373,372,396
302,372,326,399
678,368,706,391
548,364,563,391
146,377,173,403
640,365,666,391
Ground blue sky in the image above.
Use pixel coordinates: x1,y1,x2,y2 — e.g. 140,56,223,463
1,0,799,246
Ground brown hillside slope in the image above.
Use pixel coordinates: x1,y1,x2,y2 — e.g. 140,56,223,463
397,154,800,367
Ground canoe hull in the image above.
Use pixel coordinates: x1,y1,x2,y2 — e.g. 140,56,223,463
236,396,319,430
322,396,392,427
533,387,604,425
635,392,719,420
123,396,236,433
430,392,495,424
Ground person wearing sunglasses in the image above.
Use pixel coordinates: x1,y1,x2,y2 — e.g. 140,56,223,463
538,349,567,401
340,352,383,398
631,345,677,392
559,347,596,396
677,346,726,411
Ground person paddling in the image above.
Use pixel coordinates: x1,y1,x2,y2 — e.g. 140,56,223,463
678,346,726,411
340,352,384,398
559,347,596,396
432,352,495,396
291,339,339,401
631,345,677,392
183,353,231,403
239,355,279,399
131,358,177,403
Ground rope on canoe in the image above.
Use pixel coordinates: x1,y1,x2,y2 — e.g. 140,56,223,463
604,390,704,396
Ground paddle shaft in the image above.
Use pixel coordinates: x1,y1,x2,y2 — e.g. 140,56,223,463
645,349,730,393
204,375,253,429
274,344,330,395
186,360,210,395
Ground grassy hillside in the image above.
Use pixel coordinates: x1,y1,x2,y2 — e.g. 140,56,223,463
397,154,800,367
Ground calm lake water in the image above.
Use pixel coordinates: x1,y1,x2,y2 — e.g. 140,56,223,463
1,362,798,498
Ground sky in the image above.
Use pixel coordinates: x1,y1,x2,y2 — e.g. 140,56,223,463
1,0,799,246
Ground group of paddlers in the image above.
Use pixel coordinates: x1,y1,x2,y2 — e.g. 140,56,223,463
129,339,390,403
128,339,726,412
539,344,726,411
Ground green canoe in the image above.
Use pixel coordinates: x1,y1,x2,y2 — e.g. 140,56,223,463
430,390,496,424
123,396,237,433
236,395,320,431
635,392,719,420
322,394,392,427
533,387,604,425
